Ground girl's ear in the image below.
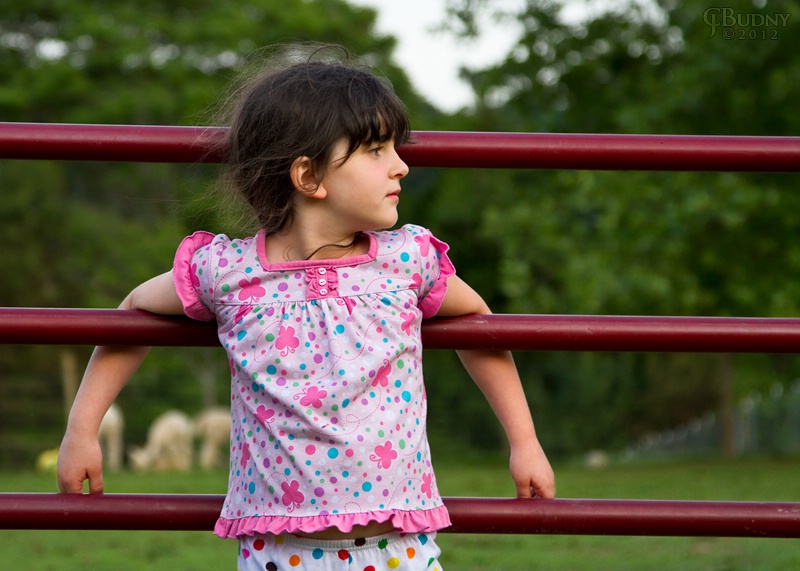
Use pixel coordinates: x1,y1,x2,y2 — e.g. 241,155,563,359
290,157,327,199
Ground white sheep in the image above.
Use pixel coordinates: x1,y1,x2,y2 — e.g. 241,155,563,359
129,410,193,471
194,407,231,470
99,402,124,471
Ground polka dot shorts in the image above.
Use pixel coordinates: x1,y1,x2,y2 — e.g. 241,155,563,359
237,531,442,570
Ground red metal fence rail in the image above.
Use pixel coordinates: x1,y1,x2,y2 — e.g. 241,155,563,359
3,308,800,353
3,494,800,537
2,122,800,171
2,123,800,539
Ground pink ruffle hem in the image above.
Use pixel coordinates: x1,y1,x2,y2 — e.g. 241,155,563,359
214,506,452,539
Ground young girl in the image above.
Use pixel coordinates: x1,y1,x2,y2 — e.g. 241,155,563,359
57,44,554,570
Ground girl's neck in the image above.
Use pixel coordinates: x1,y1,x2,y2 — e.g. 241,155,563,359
265,227,368,263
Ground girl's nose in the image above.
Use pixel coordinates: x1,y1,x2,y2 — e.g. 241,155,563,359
393,150,409,179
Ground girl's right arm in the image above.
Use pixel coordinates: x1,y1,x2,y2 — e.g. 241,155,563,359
57,271,184,494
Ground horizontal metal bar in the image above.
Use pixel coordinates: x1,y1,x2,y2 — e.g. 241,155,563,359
1,123,799,171
0,308,220,347
2,308,800,353
2,494,799,537
0,493,220,532
405,131,800,172
424,313,800,353
0,122,225,163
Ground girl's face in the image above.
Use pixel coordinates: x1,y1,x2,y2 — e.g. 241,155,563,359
316,138,409,234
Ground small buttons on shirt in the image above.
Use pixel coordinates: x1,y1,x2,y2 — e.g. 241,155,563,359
307,266,335,299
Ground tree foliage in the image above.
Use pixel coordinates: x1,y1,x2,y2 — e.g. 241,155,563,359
427,0,800,454
0,0,432,465
3,0,800,466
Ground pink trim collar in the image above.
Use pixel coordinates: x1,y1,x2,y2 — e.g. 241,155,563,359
257,230,378,271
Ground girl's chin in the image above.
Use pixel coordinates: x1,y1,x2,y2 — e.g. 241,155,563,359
368,211,399,231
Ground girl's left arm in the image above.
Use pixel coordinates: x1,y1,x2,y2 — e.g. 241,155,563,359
436,275,556,499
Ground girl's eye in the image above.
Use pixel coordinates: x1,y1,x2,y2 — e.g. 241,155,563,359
368,145,383,156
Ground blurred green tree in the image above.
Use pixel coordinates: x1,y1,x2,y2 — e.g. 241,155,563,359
428,0,800,455
0,0,435,466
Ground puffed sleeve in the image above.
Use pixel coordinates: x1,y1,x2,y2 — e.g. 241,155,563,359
173,231,217,321
405,225,456,318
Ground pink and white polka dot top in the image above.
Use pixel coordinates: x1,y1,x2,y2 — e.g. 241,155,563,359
173,224,455,538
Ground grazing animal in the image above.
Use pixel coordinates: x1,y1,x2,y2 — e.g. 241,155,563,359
194,407,231,469
99,402,124,471
129,410,193,471
585,449,610,469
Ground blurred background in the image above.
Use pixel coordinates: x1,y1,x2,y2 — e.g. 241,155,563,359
1,0,800,473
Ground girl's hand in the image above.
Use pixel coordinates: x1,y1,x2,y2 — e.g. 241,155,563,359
509,439,556,499
57,431,105,494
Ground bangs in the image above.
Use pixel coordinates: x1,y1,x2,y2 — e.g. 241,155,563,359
338,74,411,157
359,99,411,146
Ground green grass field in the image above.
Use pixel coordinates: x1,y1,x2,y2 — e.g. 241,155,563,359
2,455,800,570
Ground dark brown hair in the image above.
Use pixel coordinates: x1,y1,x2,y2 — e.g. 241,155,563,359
218,44,410,235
